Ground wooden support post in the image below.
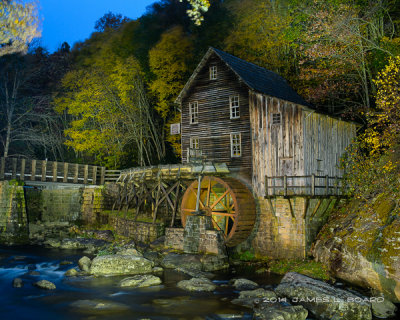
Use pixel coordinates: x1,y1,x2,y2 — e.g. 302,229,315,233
325,175,329,196
265,176,268,197
20,159,25,181
11,158,17,180
283,175,287,197
63,162,68,183
153,179,162,224
171,182,181,227
0,157,5,180
335,176,338,196
100,167,105,185
41,160,47,182
92,166,97,185
52,162,58,182
83,165,89,184
311,174,315,196
31,160,36,181
73,164,79,183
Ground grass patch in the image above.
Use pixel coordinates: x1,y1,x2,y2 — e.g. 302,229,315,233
269,259,330,280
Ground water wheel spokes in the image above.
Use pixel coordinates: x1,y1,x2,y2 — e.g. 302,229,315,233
181,176,256,247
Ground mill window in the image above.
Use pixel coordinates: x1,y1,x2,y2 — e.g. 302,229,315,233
190,137,199,149
210,65,217,80
230,96,240,119
230,133,241,157
272,113,281,125
189,101,198,124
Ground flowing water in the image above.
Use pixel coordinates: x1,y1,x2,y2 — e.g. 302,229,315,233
0,246,282,320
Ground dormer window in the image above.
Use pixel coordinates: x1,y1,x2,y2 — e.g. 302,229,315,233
210,65,217,80
189,101,198,124
230,96,240,119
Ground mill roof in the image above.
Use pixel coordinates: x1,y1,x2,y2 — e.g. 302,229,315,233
176,47,313,108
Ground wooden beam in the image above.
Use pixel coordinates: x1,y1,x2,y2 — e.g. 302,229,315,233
100,167,105,185
92,166,97,185
63,162,68,183
11,158,17,180
41,160,47,182
52,162,58,182
73,163,79,183
83,165,89,184
31,160,36,181
20,159,25,181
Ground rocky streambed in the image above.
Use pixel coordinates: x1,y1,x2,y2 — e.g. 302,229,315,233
2,237,399,320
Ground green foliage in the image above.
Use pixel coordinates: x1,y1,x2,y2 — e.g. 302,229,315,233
149,26,193,157
269,259,330,280
341,56,400,199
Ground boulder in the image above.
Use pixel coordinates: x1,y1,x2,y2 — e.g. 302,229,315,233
34,279,56,290
78,256,91,272
313,195,400,303
84,230,115,242
232,278,259,291
232,289,277,308
119,274,162,288
116,248,143,257
89,254,153,276
175,267,214,279
177,277,217,292
275,272,372,320
152,267,164,275
12,278,23,288
70,299,130,313
59,238,109,252
253,304,308,320
200,254,229,272
371,297,397,318
161,253,203,270
143,251,162,266
65,268,78,277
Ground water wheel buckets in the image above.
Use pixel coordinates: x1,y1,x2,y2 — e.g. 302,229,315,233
181,176,256,247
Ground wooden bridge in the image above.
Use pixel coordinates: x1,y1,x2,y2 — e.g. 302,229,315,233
0,157,111,185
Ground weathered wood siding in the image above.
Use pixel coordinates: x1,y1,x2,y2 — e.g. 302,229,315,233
250,91,357,197
250,92,304,196
181,53,252,179
302,111,356,177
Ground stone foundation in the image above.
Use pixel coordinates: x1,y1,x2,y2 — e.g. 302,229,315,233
249,196,337,259
165,215,226,255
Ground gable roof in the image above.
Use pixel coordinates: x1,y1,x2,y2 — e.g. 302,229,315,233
176,47,313,108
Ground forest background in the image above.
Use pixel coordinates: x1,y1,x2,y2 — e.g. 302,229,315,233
1,0,400,189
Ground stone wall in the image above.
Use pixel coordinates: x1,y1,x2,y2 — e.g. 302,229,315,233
165,215,227,255
81,186,104,224
96,212,165,243
0,181,28,244
245,196,337,259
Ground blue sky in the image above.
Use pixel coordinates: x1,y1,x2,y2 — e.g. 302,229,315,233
38,0,156,52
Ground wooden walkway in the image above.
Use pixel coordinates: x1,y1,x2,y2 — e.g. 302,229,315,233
265,175,344,197
0,157,108,185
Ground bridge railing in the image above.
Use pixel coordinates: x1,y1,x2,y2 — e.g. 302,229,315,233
265,175,345,197
0,157,106,185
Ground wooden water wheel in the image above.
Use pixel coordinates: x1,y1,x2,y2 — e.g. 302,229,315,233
181,176,256,247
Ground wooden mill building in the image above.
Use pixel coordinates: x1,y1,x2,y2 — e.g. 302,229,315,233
176,47,357,197
175,48,357,258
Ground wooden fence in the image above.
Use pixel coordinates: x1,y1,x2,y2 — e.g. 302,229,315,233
265,175,344,197
0,157,108,185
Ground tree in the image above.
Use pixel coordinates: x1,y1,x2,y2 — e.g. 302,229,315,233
94,12,130,32
55,55,162,168
149,26,193,157
180,0,210,25
0,0,40,56
223,0,298,80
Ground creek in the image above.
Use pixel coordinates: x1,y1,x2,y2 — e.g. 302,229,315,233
0,245,282,320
